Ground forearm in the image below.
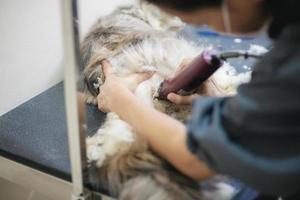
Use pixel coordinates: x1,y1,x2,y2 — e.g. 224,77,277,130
112,91,215,180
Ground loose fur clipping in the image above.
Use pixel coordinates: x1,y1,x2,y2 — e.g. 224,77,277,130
81,1,242,199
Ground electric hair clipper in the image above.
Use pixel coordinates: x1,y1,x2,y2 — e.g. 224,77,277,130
157,49,263,100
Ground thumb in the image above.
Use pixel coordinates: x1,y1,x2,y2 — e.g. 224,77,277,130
167,93,198,105
101,60,113,77
132,72,154,85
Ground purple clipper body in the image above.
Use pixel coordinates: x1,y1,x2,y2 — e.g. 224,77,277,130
157,50,224,100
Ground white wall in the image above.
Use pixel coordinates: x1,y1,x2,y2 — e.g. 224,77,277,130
79,0,134,36
0,0,133,116
0,0,63,116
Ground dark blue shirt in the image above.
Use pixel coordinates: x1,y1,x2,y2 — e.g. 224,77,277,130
186,25,300,197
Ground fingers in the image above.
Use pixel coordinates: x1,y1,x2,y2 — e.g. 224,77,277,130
101,60,113,77
209,77,231,96
134,72,154,84
198,78,229,97
97,102,107,113
97,91,109,113
126,72,154,92
167,93,198,105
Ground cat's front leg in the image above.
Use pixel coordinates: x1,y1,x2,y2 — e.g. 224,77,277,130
86,113,135,167
86,134,106,166
134,74,162,107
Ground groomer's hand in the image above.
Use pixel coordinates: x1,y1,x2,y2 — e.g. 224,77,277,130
167,58,228,105
97,60,153,112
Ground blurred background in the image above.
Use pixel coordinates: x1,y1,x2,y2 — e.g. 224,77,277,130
0,0,133,116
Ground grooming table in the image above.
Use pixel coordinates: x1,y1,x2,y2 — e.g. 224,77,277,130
0,27,271,200
0,82,107,199
0,82,105,181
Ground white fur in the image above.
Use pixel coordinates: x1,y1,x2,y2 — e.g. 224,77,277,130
203,182,238,200
213,62,252,94
87,113,135,166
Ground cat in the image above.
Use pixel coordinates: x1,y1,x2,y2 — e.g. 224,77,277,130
81,1,241,199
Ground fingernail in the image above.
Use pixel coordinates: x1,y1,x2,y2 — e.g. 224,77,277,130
167,93,174,100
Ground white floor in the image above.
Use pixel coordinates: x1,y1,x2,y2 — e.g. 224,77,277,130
0,178,53,200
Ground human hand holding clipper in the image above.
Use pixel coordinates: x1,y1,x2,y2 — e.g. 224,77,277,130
158,49,264,105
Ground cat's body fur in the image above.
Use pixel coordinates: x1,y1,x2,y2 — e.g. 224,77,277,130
81,1,237,200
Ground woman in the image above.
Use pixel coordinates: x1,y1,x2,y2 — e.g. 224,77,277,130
97,0,300,198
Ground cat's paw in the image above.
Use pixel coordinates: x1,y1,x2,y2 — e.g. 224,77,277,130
87,144,106,166
86,135,107,166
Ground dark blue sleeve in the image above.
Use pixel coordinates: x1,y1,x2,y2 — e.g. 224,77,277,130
186,95,300,196
186,24,300,197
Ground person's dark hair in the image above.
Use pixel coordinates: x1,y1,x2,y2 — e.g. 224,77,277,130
145,0,300,39
263,0,300,38
144,0,222,11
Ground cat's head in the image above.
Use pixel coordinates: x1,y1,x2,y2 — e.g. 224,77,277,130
83,60,103,98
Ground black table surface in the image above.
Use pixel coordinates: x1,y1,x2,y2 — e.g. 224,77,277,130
0,27,270,182
0,82,106,181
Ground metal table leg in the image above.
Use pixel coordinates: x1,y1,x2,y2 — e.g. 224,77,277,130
61,0,90,199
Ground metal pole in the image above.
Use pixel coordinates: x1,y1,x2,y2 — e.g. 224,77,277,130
61,0,90,199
